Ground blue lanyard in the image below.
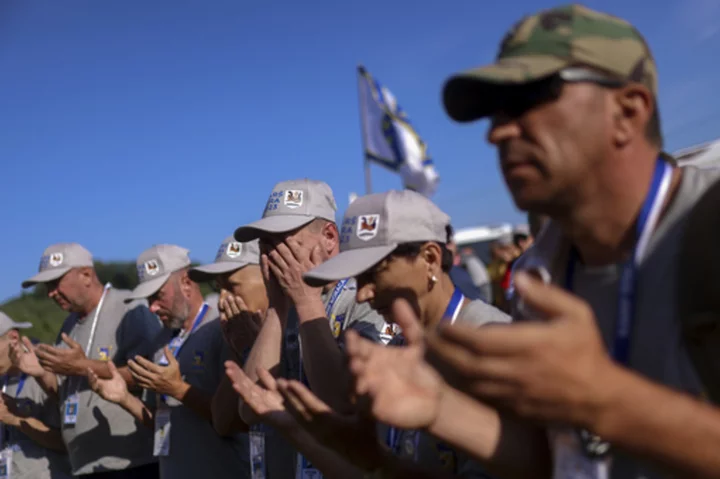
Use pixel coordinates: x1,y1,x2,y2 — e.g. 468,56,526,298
2,374,27,398
158,303,208,403
167,303,209,358
565,158,672,365
324,279,349,317
442,288,464,324
15,375,26,397
386,287,465,458
393,287,465,346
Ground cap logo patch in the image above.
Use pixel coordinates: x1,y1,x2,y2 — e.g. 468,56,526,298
226,242,242,258
49,253,64,267
144,260,160,276
356,214,380,241
284,190,304,208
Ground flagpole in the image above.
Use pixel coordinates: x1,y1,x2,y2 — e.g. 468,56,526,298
357,64,373,195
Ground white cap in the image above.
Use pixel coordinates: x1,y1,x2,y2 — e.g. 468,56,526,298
0,312,32,337
22,243,94,288
189,237,260,283
126,244,191,303
234,179,337,242
304,190,450,286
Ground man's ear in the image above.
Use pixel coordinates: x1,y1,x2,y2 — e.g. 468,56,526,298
610,84,654,148
320,221,339,256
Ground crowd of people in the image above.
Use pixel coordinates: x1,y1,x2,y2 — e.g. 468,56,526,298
2,4,720,479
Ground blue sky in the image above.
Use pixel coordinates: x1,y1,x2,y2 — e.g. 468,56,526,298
2,0,719,302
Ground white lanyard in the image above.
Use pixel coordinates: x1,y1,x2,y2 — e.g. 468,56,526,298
67,283,111,397
83,283,112,357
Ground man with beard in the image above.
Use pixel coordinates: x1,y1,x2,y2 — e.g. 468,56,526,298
89,244,249,479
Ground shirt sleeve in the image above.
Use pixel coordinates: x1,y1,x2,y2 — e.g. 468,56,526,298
114,302,163,366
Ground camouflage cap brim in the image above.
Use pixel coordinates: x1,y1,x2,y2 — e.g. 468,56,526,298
443,56,568,123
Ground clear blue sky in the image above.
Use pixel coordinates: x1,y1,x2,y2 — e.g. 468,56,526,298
2,0,719,302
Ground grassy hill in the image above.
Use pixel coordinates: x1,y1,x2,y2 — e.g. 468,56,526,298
0,261,212,344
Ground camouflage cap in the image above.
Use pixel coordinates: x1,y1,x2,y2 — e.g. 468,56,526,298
443,4,657,122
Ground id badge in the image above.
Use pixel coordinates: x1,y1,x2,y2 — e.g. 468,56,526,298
297,453,322,479
153,407,172,457
249,426,266,479
551,428,609,479
0,448,13,479
63,393,79,426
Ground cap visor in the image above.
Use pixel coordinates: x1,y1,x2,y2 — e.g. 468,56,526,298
124,274,171,303
188,262,247,283
443,56,567,122
303,245,397,287
21,267,71,288
234,215,315,242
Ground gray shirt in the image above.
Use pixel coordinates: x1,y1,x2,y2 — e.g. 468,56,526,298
511,166,720,479
389,299,510,478
150,304,249,479
56,287,161,475
2,374,72,479
266,278,388,479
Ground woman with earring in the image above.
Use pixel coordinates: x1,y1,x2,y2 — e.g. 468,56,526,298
286,189,511,477
304,189,510,340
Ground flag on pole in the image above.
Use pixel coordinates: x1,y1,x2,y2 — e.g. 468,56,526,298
357,65,439,197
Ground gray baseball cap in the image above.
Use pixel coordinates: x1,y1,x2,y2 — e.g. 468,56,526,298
188,237,260,283
234,179,337,242
0,312,32,337
22,243,94,288
125,244,192,303
303,190,450,286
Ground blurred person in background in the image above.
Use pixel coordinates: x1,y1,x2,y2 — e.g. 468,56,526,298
486,234,520,310
0,311,72,479
512,224,533,253
17,243,160,479
500,222,540,304
460,247,492,304
446,225,485,301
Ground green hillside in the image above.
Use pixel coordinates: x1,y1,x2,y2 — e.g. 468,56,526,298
0,261,212,344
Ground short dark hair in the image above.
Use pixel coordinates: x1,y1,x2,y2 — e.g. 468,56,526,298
391,241,454,273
